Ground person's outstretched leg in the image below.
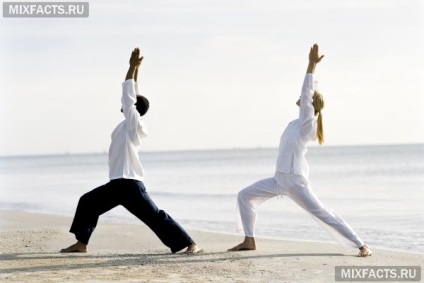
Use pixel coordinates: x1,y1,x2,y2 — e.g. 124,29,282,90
280,173,372,256
228,177,280,251
120,179,200,253
61,182,120,252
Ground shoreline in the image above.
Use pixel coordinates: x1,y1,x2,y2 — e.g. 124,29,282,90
1,210,423,282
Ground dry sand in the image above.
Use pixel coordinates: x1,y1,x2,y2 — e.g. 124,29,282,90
0,210,422,282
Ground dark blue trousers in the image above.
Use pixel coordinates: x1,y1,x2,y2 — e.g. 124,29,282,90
69,178,194,253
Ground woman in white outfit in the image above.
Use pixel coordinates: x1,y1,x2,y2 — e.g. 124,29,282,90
228,44,372,257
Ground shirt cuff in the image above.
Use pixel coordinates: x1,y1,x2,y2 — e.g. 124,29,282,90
305,73,313,81
122,79,135,87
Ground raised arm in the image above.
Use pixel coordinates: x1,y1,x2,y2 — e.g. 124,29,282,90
125,48,143,81
299,44,324,126
134,61,140,95
122,48,147,144
306,44,324,74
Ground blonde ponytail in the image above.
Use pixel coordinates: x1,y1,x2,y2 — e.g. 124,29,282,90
313,91,325,145
316,111,324,145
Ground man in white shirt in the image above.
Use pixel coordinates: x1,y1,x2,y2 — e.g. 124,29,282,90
60,48,202,254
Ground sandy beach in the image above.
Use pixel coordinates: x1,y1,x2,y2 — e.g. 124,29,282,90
0,210,422,282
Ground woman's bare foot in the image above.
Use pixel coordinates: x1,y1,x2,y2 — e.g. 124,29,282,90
228,236,256,251
184,243,203,254
60,241,87,253
358,244,372,257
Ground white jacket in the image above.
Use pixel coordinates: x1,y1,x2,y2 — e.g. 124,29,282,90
276,74,317,178
108,79,148,181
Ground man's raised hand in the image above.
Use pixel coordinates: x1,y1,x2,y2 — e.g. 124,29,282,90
129,48,143,68
126,48,143,80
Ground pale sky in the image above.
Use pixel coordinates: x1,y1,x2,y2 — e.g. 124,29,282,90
1,0,423,156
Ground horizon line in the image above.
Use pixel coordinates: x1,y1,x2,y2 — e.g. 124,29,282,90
1,142,423,158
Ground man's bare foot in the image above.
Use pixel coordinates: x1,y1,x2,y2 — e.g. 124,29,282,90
358,244,372,257
184,243,203,254
60,241,87,253
228,236,256,251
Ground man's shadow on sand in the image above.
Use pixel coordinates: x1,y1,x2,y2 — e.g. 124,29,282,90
0,251,348,274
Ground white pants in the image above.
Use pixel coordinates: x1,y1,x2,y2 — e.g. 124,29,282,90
236,172,364,250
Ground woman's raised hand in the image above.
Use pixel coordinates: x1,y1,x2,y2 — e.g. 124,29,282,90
309,44,324,64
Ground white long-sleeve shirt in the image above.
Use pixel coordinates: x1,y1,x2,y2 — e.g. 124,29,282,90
276,74,317,178
108,79,148,181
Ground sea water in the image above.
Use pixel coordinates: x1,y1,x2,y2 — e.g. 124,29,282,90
1,144,423,253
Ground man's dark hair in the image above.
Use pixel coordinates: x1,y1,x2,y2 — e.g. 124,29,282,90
136,95,149,116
